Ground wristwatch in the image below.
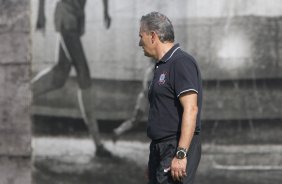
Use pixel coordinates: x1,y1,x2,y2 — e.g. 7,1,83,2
175,147,188,159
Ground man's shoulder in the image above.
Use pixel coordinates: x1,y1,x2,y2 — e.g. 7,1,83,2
172,50,197,67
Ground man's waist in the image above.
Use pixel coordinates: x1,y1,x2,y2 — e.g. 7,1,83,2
151,132,200,144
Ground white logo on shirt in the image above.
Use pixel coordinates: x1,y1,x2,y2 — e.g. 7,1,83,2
158,72,167,85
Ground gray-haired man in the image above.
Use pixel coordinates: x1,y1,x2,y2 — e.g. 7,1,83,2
139,12,202,184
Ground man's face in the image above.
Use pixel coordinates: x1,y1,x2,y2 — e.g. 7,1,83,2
139,26,154,58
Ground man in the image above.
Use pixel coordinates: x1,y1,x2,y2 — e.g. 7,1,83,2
112,60,154,142
32,0,112,157
138,12,202,184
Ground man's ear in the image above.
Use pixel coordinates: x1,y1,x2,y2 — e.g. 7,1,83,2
151,31,156,44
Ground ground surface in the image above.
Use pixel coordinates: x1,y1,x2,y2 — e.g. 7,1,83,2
32,117,282,184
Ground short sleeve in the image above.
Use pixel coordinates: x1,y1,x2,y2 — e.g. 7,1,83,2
173,57,200,98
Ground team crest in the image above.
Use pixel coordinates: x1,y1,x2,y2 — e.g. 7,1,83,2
158,72,167,85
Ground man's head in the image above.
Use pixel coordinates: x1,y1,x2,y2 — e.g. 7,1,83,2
139,12,175,58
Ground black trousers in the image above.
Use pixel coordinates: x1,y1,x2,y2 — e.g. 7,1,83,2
148,135,201,184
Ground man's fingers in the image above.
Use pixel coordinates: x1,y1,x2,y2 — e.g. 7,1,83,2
171,170,184,181
171,169,175,180
173,170,179,181
104,16,111,29
182,169,187,176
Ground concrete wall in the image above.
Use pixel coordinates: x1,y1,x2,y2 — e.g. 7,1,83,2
31,0,282,121
31,0,282,80
0,0,31,183
32,0,282,123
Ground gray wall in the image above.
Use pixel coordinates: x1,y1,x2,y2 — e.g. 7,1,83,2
0,0,31,183
31,0,282,121
31,0,282,80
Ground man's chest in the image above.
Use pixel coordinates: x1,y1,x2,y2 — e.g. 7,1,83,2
149,64,174,99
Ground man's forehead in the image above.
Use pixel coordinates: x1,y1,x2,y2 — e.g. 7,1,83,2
139,26,144,33
139,27,149,35
139,23,148,32
139,28,146,35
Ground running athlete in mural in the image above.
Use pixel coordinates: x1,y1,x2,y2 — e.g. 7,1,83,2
32,0,112,157
112,60,154,142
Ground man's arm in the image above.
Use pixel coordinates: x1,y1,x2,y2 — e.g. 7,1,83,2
36,0,46,31
102,0,111,29
178,92,198,152
170,91,198,181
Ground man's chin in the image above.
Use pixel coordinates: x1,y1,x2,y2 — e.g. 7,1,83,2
144,52,152,58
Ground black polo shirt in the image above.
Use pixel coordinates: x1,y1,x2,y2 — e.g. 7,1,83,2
147,43,202,141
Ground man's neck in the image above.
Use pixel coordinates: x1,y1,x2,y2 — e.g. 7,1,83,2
156,42,174,61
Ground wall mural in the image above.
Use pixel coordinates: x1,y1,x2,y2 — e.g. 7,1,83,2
31,0,282,183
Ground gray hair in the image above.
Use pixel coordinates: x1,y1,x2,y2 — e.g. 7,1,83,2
140,12,175,43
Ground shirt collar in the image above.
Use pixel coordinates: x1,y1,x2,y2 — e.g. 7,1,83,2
159,43,180,63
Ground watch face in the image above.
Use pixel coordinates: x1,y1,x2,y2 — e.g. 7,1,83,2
176,150,186,159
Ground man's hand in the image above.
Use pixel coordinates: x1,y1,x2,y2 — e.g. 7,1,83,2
36,0,46,33
170,157,187,181
36,13,46,35
104,13,111,29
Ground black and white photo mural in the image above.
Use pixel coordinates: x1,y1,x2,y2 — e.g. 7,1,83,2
31,0,282,183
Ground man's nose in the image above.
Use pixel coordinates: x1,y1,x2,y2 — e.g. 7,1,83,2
139,40,142,46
